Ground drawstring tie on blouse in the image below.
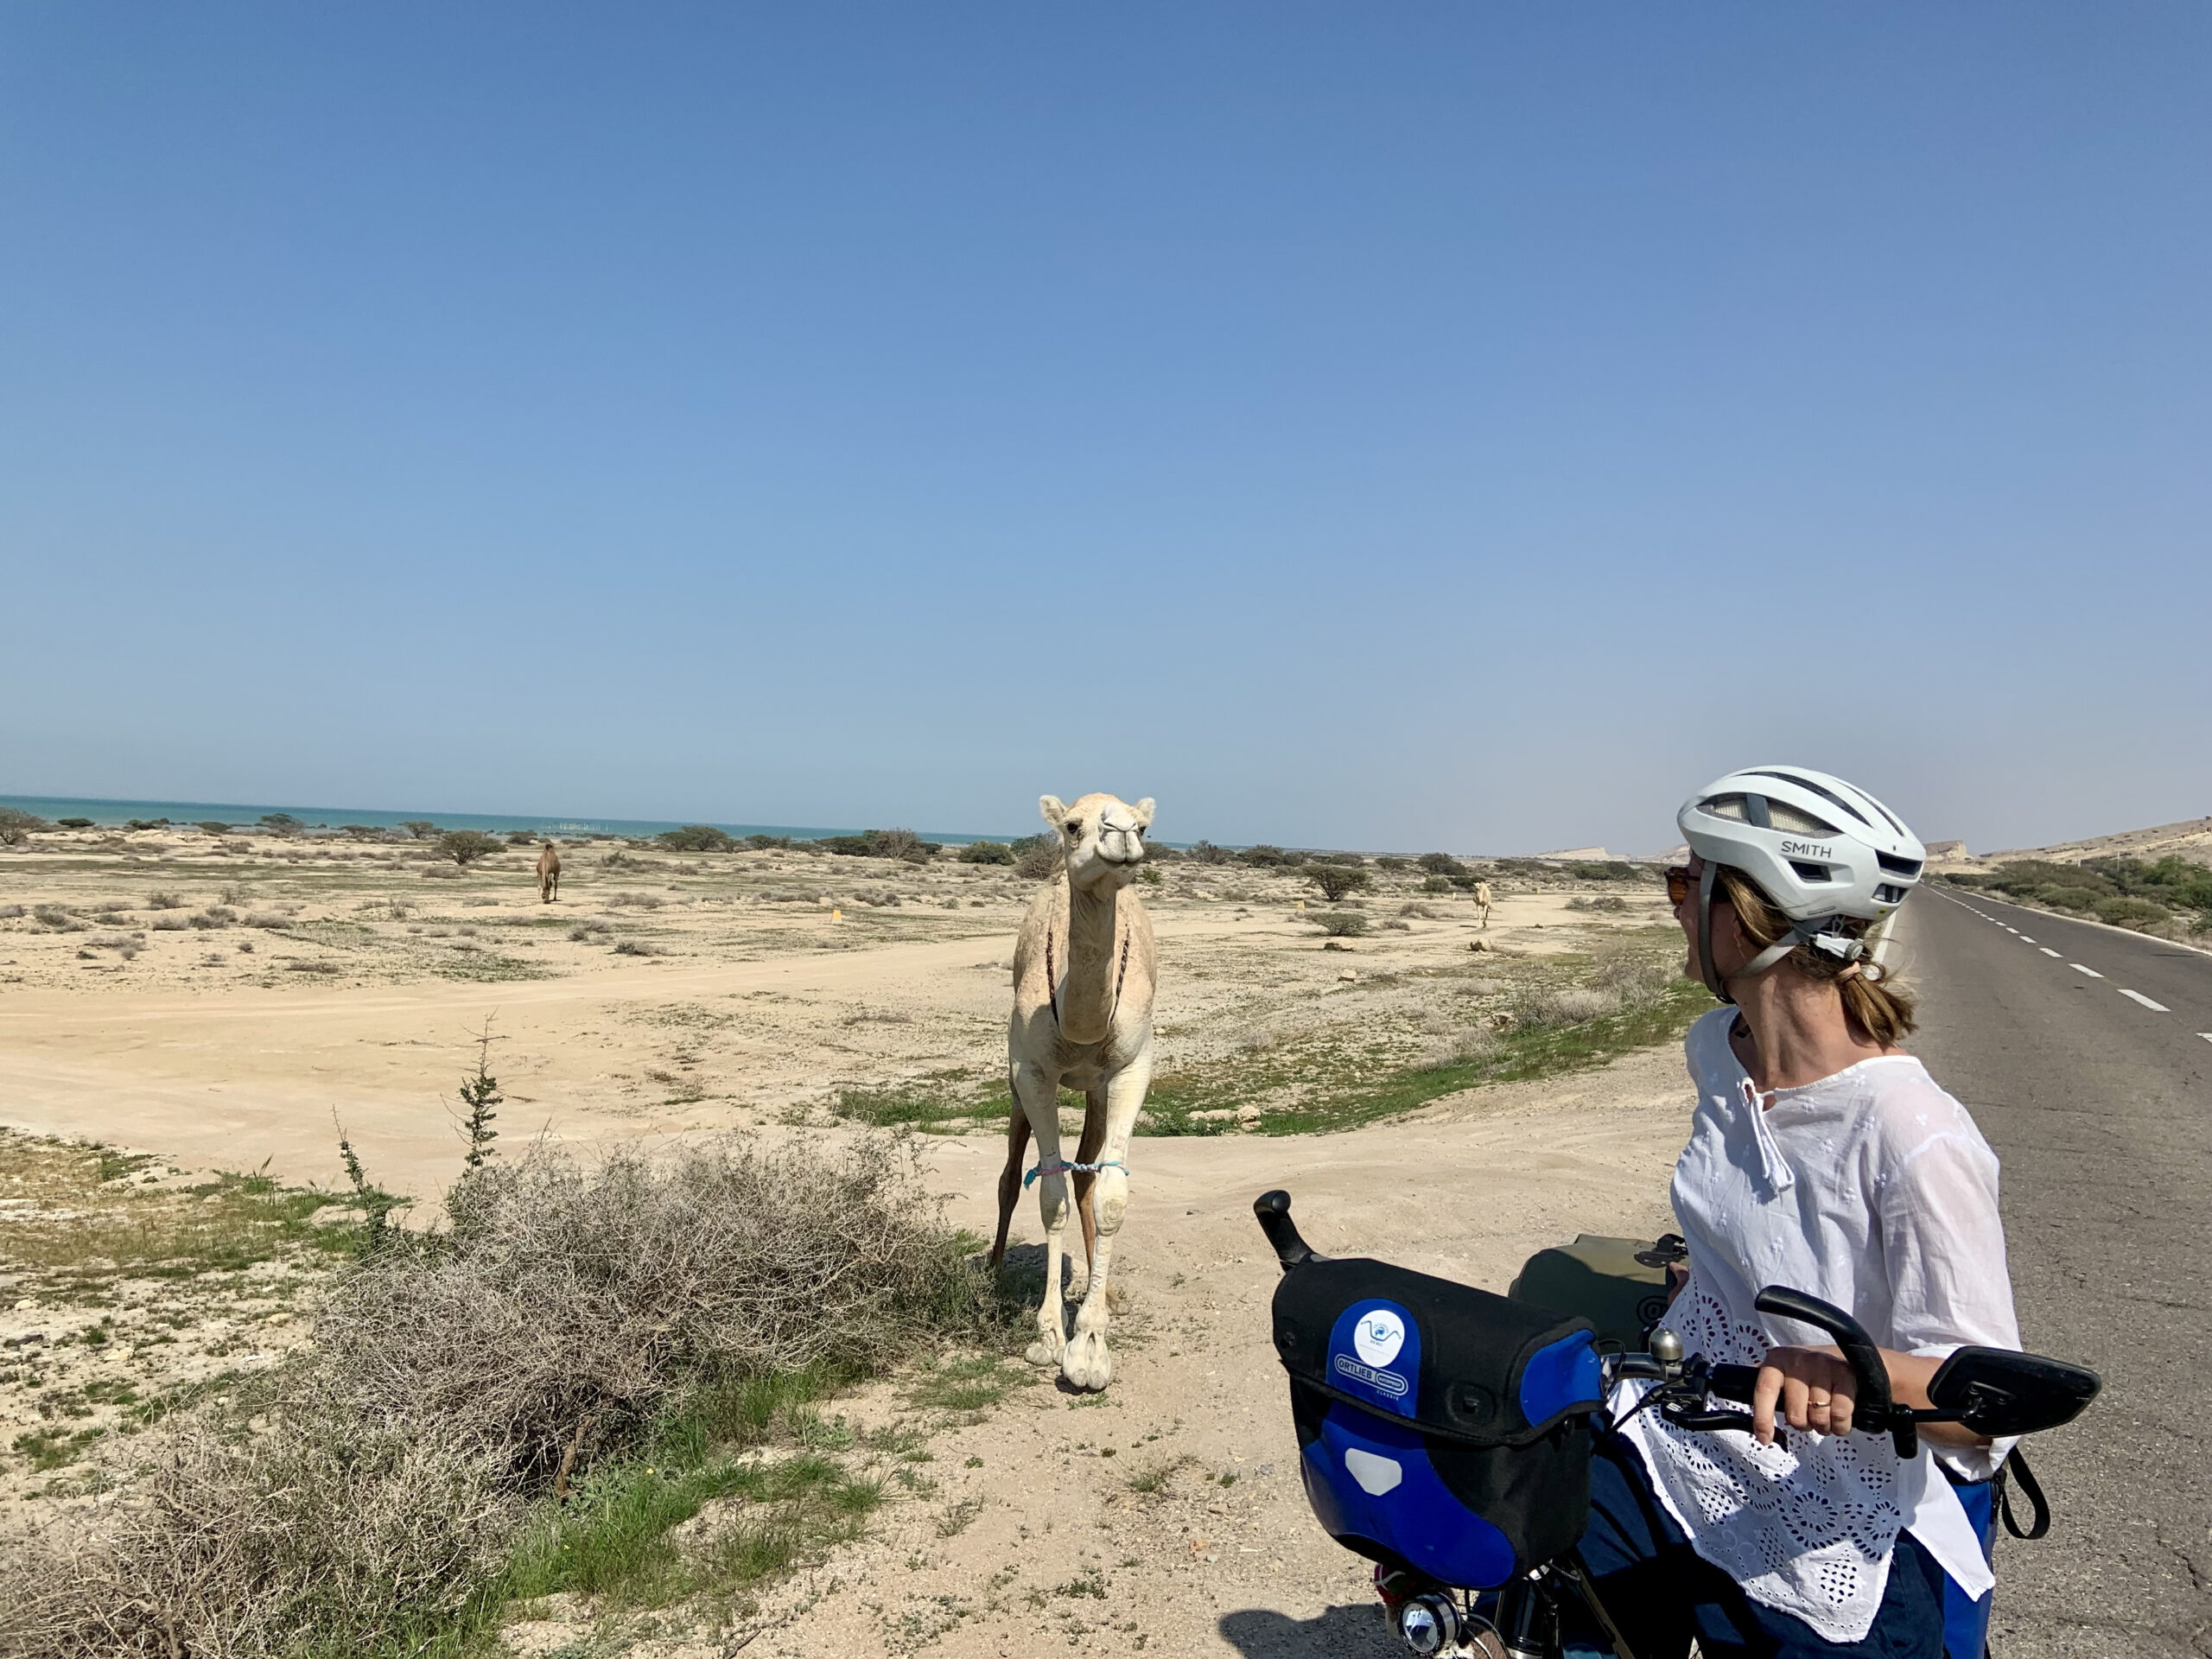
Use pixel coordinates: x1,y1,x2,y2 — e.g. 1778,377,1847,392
1741,1077,1796,1193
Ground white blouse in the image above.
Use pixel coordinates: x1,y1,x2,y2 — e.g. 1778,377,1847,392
1614,1007,2019,1643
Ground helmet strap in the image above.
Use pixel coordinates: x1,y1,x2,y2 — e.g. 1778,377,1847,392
1695,862,1734,1004
1698,866,1859,1000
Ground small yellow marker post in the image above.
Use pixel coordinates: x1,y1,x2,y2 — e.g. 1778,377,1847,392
831,907,843,922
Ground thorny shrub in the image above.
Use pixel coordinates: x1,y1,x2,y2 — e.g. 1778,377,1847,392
0,1135,994,1659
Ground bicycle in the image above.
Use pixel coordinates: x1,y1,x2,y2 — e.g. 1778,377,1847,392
1251,1190,2101,1659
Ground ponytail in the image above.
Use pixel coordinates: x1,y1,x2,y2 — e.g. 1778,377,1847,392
1714,868,1917,1046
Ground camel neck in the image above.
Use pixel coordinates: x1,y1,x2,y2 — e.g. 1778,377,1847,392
1056,880,1122,1044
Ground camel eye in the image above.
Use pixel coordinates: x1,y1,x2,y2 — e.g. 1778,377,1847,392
1065,821,1081,836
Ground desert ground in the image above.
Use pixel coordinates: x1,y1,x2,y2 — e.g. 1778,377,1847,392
1,824,1697,1656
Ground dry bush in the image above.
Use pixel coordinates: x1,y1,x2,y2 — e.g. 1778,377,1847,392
1313,911,1370,938
319,1136,985,1478
1509,985,1621,1031
0,1134,988,1658
0,1392,512,1658
1012,835,1061,881
146,891,185,910
1417,1027,1497,1071
1590,956,1675,1004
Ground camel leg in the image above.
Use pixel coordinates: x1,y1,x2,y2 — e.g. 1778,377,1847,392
1064,1087,1107,1300
1010,1059,1071,1370
988,1104,1032,1268
1060,1049,1153,1392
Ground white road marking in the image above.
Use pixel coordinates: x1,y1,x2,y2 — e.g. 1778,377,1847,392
2200,1033,2212,1046
2020,936,2037,944
2119,989,2169,1012
2070,964,2104,978
2040,948,2062,957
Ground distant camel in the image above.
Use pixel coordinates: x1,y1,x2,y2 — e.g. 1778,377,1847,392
1473,880,1493,928
989,792,1158,1392
537,842,562,904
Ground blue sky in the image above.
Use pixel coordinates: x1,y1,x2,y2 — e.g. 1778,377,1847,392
3,4,2206,853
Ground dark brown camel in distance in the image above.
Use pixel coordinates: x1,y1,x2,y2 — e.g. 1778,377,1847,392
537,841,562,904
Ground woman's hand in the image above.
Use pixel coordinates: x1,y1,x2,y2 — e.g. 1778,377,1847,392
1751,1345,1859,1444
1751,1344,1989,1449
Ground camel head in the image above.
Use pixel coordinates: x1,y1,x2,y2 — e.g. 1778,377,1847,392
1040,793,1154,893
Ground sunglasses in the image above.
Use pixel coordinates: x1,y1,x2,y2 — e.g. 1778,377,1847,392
1664,865,1695,906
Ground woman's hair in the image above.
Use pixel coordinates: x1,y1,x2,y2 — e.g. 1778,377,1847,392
1713,866,1917,1046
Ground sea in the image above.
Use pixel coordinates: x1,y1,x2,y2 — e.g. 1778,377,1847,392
0,793,1013,847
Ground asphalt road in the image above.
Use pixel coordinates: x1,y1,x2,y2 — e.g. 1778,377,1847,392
1902,888,2210,1656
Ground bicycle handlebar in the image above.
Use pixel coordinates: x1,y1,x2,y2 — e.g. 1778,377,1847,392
1752,1285,1918,1457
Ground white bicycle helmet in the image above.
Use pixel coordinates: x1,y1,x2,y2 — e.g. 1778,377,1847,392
1676,765,1926,1001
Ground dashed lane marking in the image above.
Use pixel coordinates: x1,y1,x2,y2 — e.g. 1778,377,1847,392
2040,948,2062,957
2201,1033,2212,1046
2021,937,2037,944
2070,964,2104,978
2119,989,2170,1012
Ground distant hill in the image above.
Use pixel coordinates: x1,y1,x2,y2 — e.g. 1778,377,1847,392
1942,815,2212,869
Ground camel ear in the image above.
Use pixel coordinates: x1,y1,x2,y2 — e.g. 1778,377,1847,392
1039,796,1069,832
1131,798,1155,830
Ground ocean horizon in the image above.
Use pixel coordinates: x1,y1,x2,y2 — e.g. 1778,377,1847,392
0,792,1018,847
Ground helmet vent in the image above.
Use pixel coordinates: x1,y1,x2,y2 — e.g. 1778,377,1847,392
1789,861,1833,883
1700,794,1751,823
1876,852,1923,879
1766,801,1837,837
1873,883,1908,905
1746,770,1872,830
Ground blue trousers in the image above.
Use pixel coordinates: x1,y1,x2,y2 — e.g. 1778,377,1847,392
1566,1434,1948,1659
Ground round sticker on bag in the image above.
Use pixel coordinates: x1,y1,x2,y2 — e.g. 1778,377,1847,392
1352,1307,1406,1367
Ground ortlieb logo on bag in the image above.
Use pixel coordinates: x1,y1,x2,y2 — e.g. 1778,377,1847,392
1329,1300,1419,1412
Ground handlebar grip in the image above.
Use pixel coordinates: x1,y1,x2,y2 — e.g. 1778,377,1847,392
1708,1363,1760,1405
1253,1189,1319,1271
1754,1285,1916,1457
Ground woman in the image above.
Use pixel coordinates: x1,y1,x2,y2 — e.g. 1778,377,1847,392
1575,766,2018,1659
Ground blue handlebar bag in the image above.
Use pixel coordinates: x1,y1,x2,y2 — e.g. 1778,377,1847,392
1270,1255,1607,1590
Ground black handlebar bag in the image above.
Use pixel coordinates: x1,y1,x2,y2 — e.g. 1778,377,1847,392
1269,1255,1606,1590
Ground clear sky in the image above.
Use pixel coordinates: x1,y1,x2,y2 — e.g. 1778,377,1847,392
3,5,2206,854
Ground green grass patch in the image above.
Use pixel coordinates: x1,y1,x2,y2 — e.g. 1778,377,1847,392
12,1426,104,1471
905,1351,1030,1414
0,1131,356,1294
832,1084,1014,1134
1256,977,1709,1135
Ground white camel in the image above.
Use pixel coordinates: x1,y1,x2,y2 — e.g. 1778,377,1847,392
1473,879,1493,928
988,792,1158,1391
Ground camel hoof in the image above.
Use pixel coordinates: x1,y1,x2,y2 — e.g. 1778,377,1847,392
1025,1336,1064,1369
1061,1330,1112,1392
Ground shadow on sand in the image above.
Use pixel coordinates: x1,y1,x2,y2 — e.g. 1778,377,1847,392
1217,1603,1400,1657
